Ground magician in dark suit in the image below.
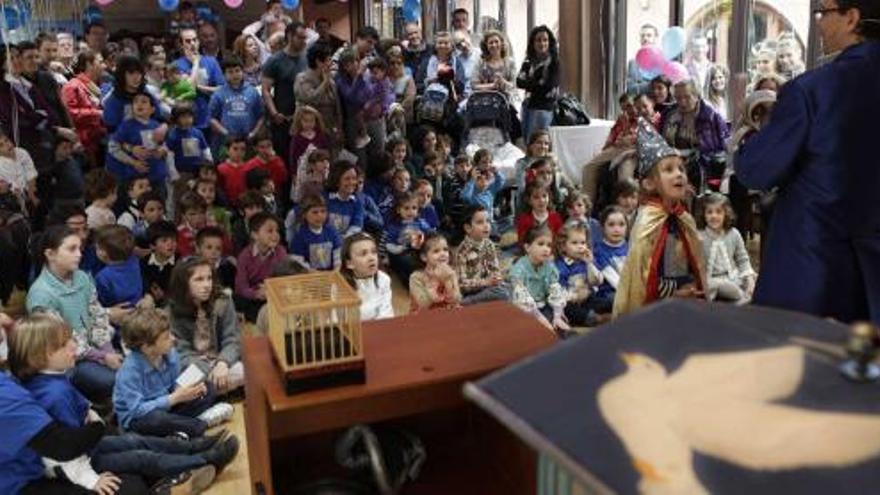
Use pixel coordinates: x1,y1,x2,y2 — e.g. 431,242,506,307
735,0,880,325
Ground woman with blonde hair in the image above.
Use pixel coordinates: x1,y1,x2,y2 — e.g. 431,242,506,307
471,29,517,96
231,34,269,87
386,46,416,125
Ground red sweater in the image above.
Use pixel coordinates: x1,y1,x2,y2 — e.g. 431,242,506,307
246,155,288,192
516,210,563,243
217,160,257,205
61,74,106,159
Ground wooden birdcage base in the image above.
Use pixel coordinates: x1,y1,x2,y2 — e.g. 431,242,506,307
270,341,366,395
284,360,366,395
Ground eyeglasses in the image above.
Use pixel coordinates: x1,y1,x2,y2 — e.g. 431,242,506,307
813,7,845,20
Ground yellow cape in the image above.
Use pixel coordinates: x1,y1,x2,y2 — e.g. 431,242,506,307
613,201,707,317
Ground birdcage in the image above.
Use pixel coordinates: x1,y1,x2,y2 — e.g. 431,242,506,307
265,272,366,394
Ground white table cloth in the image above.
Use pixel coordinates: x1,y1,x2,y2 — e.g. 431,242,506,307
550,120,615,186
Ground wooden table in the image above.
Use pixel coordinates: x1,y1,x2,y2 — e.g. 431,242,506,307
243,301,556,495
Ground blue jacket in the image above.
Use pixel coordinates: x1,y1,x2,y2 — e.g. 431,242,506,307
0,374,52,494
736,41,880,325
95,256,144,307
173,56,225,129
207,83,263,137
24,373,90,428
113,349,180,429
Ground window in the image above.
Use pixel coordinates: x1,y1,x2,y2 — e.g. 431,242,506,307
746,0,810,85
619,0,671,98
683,0,732,118
533,0,559,37
507,0,530,67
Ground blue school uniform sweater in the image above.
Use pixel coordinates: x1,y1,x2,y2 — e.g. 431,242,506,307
166,126,210,174
113,349,181,429
101,87,166,131
24,373,90,428
555,257,590,293
420,204,440,231
173,56,225,129
386,218,432,255
290,223,342,271
95,256,144,307
326,192,365,237
593,239,629,299
107,117,168,183
207,83,263,137
0,374,53,495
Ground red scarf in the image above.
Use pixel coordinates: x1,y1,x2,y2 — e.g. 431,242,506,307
643,199,704,303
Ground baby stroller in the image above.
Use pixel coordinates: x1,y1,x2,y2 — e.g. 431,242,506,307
417,83,452,126
462,90,512,147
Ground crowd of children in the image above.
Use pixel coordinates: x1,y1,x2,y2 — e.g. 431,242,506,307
0,7,767,493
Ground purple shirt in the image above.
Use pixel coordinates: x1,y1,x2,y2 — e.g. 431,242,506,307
234,244,289,300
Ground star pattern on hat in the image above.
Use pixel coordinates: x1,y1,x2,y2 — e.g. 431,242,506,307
637,117,681,177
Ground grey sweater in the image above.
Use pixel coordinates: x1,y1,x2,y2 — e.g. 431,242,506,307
170,295,241,374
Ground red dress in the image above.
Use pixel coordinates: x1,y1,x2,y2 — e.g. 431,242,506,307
516,210,563,243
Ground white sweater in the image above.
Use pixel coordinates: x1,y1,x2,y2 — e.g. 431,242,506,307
356,271,395,321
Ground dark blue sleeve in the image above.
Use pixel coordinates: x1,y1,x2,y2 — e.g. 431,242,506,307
41,381,86,428
290,227,307,258
208,90,223,121
94,272,114,307
102,92,123,128
351,198,365,230
195,128,209,149
0,376,53,461
735,81,810,191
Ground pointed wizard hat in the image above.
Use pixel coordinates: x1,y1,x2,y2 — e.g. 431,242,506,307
636,117,681,177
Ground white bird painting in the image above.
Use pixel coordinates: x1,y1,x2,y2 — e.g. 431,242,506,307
597,346,880,494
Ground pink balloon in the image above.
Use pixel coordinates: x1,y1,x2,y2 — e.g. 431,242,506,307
224,0,243,8
95,0,114,5
663,61,690,84
635,46,665,72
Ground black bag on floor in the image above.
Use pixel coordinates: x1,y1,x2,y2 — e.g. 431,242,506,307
553,93,591,126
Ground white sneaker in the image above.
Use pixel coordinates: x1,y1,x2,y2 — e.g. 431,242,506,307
197,402,234,428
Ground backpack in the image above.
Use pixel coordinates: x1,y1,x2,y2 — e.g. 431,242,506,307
553,93,591,126
417,83,450,124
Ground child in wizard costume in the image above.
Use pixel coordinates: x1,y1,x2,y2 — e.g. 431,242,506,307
613,119,707,317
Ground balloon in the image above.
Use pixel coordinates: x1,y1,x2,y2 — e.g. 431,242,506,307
281,0,299,10
402,0,420,22
661,26,687,60
635,46,665,72
95,0,114,6
3,7,20,30
224,0,242,8
663,61,690,84
158,0,179,12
